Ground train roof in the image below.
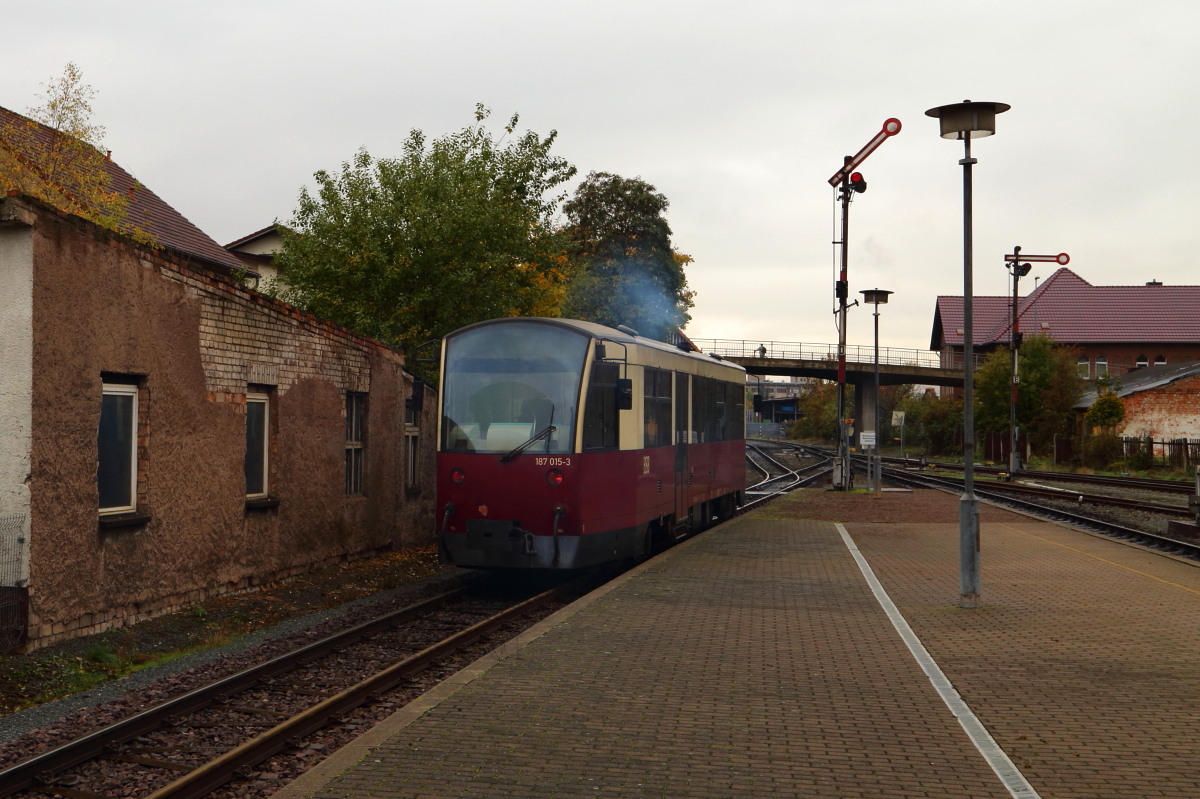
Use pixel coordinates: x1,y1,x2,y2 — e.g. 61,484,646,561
445,317,746,374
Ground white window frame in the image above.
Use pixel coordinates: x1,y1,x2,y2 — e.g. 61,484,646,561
99,383,138,514
246,393,270,499
1095,355,1108,377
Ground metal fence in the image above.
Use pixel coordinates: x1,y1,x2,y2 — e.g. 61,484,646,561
687,339,984,370
0,513,26,652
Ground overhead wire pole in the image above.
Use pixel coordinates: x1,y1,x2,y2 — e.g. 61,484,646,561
1003,250,1069,476
827,118,902,491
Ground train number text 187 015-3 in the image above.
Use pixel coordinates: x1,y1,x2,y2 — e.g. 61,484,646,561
535,457,571,467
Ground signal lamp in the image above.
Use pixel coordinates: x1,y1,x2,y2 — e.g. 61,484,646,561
545,469,564,486
849,172,867,193
450,467,466,485
1015,262,1031,277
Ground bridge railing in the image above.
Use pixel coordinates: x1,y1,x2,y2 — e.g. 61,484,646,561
687,339,984,370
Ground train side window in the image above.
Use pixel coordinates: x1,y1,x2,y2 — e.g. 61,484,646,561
583,362,620,450
643,368,672,448
728,380,745,439
692,375,721,443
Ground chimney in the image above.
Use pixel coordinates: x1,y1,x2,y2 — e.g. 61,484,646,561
1146,279,1163,286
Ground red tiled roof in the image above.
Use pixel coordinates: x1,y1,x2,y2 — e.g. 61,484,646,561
933,268,1200,350
0,105,242,271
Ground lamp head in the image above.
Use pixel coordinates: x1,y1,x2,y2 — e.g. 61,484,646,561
859,288,893,305
925,100,1010,139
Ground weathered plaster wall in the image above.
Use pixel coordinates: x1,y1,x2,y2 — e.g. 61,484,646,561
15,199,436,646
1118,374,1200,441
0,207,34,586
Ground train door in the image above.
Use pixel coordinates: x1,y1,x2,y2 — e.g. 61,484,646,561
674,371,690,536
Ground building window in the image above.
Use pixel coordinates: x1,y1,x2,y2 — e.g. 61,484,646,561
1155,355,1167,365
1135,355,1148,367
405,380,424,427
406,433,419,487
245,393,270,498
346,392,365,495
1076,355,1090,378
99,381,138,513
1095,355,1108,377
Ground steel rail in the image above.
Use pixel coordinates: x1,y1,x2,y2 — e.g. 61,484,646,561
744,446,775,491
141,587,564,799
0,588,474,798
881,466,1200,561
741,443,831,509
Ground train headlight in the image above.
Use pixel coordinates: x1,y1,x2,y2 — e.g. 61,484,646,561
450,467,466,485
545,469,564,486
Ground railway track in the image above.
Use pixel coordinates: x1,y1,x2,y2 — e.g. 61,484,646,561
781,442,1200,558
0,579,590,799
814,446,1195,518
888,456,1195,495
742,442,831,509
879,464,1200,561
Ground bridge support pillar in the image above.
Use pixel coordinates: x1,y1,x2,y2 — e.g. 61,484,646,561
853,381,879,449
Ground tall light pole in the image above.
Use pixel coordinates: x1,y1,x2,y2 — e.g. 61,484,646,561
861,288,893,497
827,118,902,490
926,100,1009,609
1003,249,1070,475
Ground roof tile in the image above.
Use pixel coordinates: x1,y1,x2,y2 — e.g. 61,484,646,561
1,105,242,271
934,268,1200,349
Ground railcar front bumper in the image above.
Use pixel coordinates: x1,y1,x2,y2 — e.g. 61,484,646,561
441,521,638,569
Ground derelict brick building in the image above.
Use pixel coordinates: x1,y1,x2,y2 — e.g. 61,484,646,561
0,129,435,650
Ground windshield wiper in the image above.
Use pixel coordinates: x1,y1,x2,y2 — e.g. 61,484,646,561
500,425,556,463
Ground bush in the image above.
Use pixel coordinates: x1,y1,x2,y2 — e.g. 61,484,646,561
1081,432,1124,470
1126,437,1154,471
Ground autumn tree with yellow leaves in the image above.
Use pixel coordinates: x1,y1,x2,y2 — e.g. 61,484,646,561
0,63,153,245
274,106,577,367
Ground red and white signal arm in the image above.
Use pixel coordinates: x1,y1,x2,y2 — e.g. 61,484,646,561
1004,252,1070,264
828,118,903,186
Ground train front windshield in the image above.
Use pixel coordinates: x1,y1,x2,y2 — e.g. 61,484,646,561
441,322,589,454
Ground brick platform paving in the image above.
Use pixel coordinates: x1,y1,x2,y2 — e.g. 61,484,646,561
851,516,1200,799
289,489,1200,798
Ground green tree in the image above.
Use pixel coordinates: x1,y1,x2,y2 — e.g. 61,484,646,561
788,381,842,442
972,334,1084,455
561,172,695,341
273,106,576,358
0,63,153,244
902,392,963,456
1085,390,1126,431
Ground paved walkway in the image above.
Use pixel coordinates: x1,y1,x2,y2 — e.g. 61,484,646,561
281,491,1200,798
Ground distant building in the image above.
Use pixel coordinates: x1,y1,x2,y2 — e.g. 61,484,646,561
225,225,285,286
931,267,1200,381
1075,361,1200,441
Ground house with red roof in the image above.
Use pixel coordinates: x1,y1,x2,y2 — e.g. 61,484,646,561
931,267,1200,380
0,106,434,651
225,224,285,286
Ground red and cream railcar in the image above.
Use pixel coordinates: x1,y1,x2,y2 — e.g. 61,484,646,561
437,318,746,569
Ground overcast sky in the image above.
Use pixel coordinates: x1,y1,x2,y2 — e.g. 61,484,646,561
4,0,1196,351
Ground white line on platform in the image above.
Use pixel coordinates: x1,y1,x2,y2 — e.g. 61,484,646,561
834,523,1041,799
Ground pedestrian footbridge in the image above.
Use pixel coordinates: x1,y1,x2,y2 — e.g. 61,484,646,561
687,339,973,387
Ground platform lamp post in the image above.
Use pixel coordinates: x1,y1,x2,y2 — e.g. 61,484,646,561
827,118,902,491
1002,248,1070,476
861,288,893,497
926,99,1009,609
